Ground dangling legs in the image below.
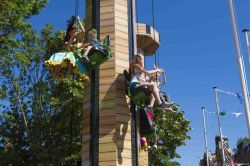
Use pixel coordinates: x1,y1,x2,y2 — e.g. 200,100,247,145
140,81,171,110
164,94,170,103
159,91,176,112
160,93,173,105
53,65,60,79
152,125,158,148
66,63,73,79
140,82,162,105
84,46,93,57
146,137,150,149
140,137,148,151
148,93,155,108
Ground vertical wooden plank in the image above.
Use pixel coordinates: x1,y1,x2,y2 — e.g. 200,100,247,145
114,0,132,165
139,150,149,166
82,80,91,166
99,0,117,165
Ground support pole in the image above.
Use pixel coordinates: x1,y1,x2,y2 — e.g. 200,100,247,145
243,29,250,68
228,0,250,139
213,87,225,165
132,0,137,55
201,107,209,166
130,0,139,165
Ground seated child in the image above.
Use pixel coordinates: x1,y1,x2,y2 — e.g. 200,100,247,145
129,54,170,110
45,16,86,79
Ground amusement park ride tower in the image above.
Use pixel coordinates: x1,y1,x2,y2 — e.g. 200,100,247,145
81,0,160,165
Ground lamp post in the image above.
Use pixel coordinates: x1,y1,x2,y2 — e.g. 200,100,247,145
201,107,210,166
228,0,250,139
213,87,226,165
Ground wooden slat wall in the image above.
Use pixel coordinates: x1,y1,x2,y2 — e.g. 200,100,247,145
83,0,149,165
82,81,91,166
99,0,132,165
99,0,117,165
114,0,131,165
139,150,149,166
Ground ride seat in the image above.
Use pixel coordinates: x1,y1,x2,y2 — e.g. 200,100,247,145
140,107,155,135
88,35,111,68
123,69,151,106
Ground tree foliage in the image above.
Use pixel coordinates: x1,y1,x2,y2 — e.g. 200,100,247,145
0,1,191,166
0,1,84,165
149,105,191,166
0,0,47,31
234,137,249,154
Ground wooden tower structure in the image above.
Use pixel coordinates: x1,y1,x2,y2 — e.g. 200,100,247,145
81,0,160,165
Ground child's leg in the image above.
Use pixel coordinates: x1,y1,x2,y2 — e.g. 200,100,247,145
148,93,155,107
140,82,162,105
84,46,93,57
146,137,151,148
164,94,170,103
53,65,60,78
153,125,158,148
140,137,148,151
66,63,73,79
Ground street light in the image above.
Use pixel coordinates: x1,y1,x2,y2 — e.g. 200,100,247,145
213,87,226,165
228,0,250,139
201,107,210,166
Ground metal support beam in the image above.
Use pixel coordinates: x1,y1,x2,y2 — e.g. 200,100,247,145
213,87,226,165
228,0,250,139
128,0,139,165
201,107,210,166
90,0,100,165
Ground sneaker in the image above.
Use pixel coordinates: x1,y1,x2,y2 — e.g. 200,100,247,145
164,102,175,108
145,106,153,111
156,103,176,113
153,145,158,149
165,107,176,113
166,101,175,105
156,103,168,110
171,104,180,111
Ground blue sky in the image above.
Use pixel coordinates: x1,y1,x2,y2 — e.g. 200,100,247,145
29,0,250,165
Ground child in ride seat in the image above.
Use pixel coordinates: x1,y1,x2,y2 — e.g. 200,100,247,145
75,28,100,59
46,16,82,79
149,65,175,112
129,54,169,110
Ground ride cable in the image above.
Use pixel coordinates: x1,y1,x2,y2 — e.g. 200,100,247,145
135,0,160,76
151,0,157,66
151,0,162,82
151,0,160,67
69,0,80,164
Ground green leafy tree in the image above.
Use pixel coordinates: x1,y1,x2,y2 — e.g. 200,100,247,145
234,137,249,154
0,1,48,165
150,105,191,166
0,0,48,56
0,1,84,165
